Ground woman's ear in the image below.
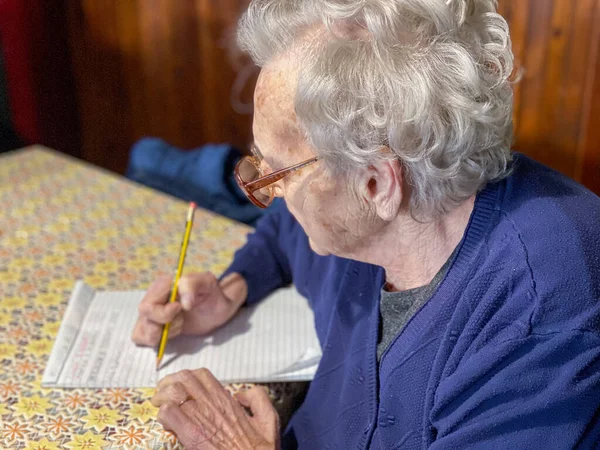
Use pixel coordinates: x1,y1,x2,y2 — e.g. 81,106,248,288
361,159,403,221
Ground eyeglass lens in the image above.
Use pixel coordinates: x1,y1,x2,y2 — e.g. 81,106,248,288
237,158,273,206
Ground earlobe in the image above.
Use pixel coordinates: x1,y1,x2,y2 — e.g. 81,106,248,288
374,193,400,221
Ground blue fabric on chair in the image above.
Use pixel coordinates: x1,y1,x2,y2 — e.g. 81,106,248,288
126,137,271,226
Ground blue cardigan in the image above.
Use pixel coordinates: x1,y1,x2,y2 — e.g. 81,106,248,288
223,154,600,449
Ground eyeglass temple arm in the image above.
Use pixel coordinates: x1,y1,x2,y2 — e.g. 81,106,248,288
245,157,320,193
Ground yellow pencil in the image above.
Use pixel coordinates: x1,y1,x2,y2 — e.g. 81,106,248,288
156,202,196,369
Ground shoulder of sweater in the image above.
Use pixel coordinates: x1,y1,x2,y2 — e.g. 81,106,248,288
466,156,600,339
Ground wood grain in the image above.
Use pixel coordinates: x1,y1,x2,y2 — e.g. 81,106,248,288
65,0,252,173
578,0,600,193
63,0,600,194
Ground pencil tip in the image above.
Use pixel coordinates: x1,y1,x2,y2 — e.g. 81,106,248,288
156,359,161,370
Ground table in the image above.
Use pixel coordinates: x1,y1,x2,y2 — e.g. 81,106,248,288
0,146,306,449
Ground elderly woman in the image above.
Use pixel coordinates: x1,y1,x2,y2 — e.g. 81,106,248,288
133,0,600,448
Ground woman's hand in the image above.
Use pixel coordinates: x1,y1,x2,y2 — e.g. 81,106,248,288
152,368,280,450
132,272,248,346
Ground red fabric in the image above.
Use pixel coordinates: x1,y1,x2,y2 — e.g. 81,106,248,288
0,0,41,143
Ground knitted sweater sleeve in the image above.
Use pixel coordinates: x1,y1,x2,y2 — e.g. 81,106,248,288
221,202,299,305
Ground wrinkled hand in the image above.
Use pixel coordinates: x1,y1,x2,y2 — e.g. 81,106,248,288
132,273,246,346
152,368,280,450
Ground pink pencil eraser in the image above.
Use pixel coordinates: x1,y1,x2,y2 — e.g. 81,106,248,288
190,202,197,209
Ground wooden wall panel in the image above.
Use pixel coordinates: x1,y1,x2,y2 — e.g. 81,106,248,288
499,0,600,189
66,0,252,174
67,1,131,172
66,0,600,194
579,0,600,193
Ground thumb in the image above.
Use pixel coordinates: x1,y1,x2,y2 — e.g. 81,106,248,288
178,272,218,311
235,386,279,436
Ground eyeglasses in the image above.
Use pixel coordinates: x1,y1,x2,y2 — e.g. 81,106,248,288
234,144,321,208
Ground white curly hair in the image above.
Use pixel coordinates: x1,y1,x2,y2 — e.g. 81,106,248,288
238,0,515,217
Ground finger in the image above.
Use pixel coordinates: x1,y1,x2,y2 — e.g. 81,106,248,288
132,318,163,346
157,371,181,391
144,276,173,305
193,368,226,393
159,401,210,450
234,386,273,419
139,276,179,319
157,367,198,391
151,381,189,407
234,386,279,439
131,320,146,345
168,313,185,338
143,301,182,325
169,369,232,423
175,369,234,441
178,273,218,311
157,401,197,438
172,369,214,403
190,369,250,428
157,369,221,408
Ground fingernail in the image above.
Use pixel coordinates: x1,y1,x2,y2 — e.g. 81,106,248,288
181,294,193,310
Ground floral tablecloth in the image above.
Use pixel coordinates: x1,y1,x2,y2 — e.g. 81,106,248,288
0,146,305,450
